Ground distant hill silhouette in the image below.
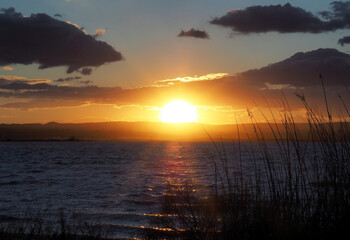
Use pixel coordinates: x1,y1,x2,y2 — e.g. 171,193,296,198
0,121,314,142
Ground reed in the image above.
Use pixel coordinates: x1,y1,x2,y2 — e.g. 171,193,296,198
0,208,109,240
145,83,350,239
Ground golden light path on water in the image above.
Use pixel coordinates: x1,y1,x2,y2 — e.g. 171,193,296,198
137,142,207,234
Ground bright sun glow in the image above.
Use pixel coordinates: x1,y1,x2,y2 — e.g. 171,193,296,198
159,100,198,123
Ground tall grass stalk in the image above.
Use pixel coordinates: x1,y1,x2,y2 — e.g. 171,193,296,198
0,207,110,240
146,89,350,239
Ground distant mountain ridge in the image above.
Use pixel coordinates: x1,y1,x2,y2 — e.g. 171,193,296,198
0,121,317,142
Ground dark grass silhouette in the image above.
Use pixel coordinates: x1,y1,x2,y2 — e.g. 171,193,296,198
144,80,350,239
0,208,110,240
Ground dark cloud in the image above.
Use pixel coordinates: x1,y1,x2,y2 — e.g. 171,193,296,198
320,1,350,21
0,75,50,84
1,49,350,111
178,28,209,39
240,48,350,87
0,78,52,91
0,8,123,74
79,67,93,75
54,13,62,17
54,76,81,83
0,100,86,110
79,80,93,85
210,2,350,34
338,36,350,46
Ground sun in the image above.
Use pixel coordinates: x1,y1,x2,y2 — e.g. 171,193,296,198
159,100,198,123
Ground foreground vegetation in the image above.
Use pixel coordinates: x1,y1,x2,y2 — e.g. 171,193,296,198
146,89,350,239
0,208,109,240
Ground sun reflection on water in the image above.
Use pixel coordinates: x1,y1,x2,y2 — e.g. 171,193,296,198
151,142,209,196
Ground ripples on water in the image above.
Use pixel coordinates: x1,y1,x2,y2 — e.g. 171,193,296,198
0,141,311,238
0,142,230,238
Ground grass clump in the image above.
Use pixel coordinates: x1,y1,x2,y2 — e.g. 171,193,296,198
145,85,350,239
0,208,110,240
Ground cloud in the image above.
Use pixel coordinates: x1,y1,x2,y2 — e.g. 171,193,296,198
94,28,106,38
338,36,350,46
54,13,62,17
320,1,350,20
210,2,350,34
2,66,13,71
79,80,93,85
79,67,93,75
0,75,27,81
240,48,350,87
1,49,350,112
154,73,228,86
0,99,88,110
0,8,123,74
0,75,51,84
178,28,209,39
54,76,81,83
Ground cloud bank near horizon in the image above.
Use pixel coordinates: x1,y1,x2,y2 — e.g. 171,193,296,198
0,49,349,112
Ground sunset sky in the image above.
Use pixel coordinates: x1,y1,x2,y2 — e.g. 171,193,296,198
1,0,350,124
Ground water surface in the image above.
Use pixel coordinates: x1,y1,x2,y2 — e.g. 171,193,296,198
0,142,224,238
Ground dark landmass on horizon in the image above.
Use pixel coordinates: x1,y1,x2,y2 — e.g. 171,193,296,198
0,121,320,142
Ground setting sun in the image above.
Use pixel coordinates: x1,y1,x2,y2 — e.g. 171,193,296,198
159,100,198,123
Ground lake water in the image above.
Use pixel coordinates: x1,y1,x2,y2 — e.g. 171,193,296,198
0,142,236,239
0,141,320,239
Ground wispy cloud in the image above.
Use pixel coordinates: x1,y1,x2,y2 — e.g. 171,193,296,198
0,75,51,84
54,76,81,83
154,73,228,86
94,28,106,38
2,66,13,71
79,80,93,86
264,83,296,90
